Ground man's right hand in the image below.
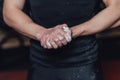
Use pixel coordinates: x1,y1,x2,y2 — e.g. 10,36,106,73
37,24,72,49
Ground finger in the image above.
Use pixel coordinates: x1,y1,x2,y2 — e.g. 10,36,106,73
65,33,72,42
42,41,47,49
50,32,62,48
54,39,63,47
56,24,72,42
58,28,71,42
62,26,72,42
61,39,68,45
62,25,71,34
58,35,64,41
52,33,63,47
51,25,70,47
45,35,53,49
55,24,63,29
54,38,59,42
58,24,68,29
57,34,67,46
44,45,47,49
50,40,58,49
40,40,44,48
56,40,63,47
65,35,71,42
40,36,48,48
46,40,52,49
55,34,68,46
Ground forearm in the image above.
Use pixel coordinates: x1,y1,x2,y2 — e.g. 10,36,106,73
3,5,46,40
71,6,120,38
110,19,120,28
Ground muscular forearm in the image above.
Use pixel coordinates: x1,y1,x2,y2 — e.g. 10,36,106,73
71,5,120,38
3,3,46,40
110,19,120,28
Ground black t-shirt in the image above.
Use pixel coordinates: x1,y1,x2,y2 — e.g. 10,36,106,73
29,0,100,68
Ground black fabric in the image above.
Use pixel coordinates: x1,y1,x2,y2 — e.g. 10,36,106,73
29,0,99,27
28,0,102,80
29,0,100,67
27,60,103,80
30,36,98,68
0,0,4,26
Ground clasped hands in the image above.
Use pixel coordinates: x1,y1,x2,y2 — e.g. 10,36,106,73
39,24,72,49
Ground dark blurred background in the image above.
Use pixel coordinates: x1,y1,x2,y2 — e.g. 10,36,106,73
0,0,120,80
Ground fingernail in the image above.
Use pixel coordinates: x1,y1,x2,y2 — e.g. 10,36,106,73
46,41,51,47
44,45,47,48
51,42,58,49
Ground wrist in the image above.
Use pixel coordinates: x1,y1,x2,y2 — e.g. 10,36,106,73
35,28,48,41
71,25,85,38
25,22,47,41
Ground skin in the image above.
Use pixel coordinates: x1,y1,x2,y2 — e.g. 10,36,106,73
40,24,71,49
103,0,120,28
3,0,120,49
3,0,70,49
71,0,120,38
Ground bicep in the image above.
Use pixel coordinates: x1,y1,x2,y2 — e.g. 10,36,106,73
4,0,25,10
103,0,120,28
103,0,120,7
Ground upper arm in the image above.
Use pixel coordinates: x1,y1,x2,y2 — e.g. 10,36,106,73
103,0,120,17
3,0,29,26
103,0,120,7
3,0,25,10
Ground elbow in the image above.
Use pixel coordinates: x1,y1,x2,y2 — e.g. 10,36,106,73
112,5,120,19
3,9,7,23
104,0,120,15
3,8,9,24
107,2,120,15
3,13,9,25
3,8,14,27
